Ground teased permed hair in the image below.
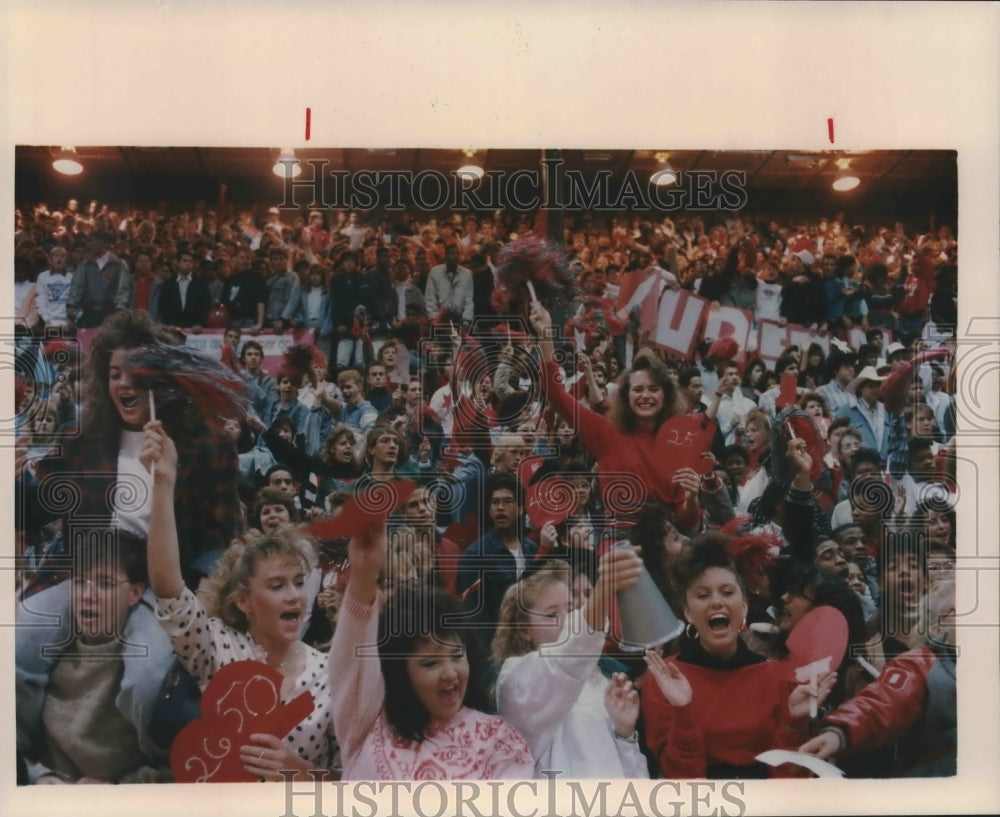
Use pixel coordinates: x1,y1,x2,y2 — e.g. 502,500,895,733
213,527,314,632
671,532,746,603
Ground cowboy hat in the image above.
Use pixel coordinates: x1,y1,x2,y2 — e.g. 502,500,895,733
847,365,887,394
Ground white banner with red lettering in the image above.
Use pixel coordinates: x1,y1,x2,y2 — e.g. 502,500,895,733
651,290,753,362
76,328,317,379
631,288,895,367
650,290,710,359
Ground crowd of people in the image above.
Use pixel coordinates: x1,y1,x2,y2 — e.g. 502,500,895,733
13,195,959,784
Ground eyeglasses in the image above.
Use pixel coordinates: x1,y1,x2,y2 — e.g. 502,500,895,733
490,497,516,508
72,577,132,594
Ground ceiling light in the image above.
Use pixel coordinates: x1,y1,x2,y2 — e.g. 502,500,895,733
456,164,485,181
651,169,678,187
832,175,860,191
832,157,859,191
52,146,83,175
272,147,301,178
650,152,676,185
462,149,477,158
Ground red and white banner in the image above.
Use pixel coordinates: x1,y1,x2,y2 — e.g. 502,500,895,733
77,328,316,379
650,289,708,359
702,304,753,364
756,320,831,368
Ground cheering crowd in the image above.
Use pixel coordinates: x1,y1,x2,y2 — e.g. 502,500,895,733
13,196,959,783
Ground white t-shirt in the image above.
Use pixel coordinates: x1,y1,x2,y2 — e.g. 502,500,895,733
754,280,783,322
115,430,153,537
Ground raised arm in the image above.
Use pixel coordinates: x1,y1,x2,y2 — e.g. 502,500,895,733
140,420,184,599
529,300,615,456
496,547,643,747
328,520,388,767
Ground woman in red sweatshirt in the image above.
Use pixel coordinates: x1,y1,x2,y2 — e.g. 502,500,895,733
641,535,835,778
529,301,712,530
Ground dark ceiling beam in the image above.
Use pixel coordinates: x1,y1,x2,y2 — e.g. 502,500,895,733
193,147,209,177
878,149,913,180
618,149,635,177
746,151,775,183
118,146,136,177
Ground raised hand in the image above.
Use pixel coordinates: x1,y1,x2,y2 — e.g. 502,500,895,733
643,650,693,707
893,484,907,516
671,467,701,501
140,420,178,483
596,545,644,596
538,522,559,553
529,300,552,337
346,520,388,605
239,732,311,781
785,437,812,478
604,672,640,738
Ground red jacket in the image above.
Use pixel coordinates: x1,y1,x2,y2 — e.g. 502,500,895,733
822,639,956,776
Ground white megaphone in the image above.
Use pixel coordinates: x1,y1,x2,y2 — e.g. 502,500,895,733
614,540,684,651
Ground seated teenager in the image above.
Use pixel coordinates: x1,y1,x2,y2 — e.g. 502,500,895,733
16,532,175,784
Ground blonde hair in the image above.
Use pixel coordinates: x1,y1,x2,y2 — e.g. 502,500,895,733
490,434,528,467
337,369,363,390
212,524,315,631
491,562,571,665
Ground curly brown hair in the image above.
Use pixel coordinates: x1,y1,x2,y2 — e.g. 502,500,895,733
80,310,175,446
608,348,679,434
320,424,358,468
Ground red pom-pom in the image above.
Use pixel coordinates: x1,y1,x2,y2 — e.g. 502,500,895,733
128,344,247,430
41,338,75,361
281,344,318,383
495,236,574,313
721,516,781,586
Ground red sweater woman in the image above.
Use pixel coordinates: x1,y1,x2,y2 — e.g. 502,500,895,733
642,535,835,778
529,302,714,530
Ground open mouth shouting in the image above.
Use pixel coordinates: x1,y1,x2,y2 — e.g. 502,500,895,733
707,612,731,633
113,388,150,426
279,608,302,627
438,683,461,710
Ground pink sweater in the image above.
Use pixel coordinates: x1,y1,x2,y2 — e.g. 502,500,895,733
329,592,534,780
